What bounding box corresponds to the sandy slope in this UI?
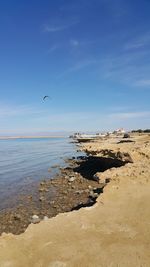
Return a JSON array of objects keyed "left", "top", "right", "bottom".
[{"left": 0, "top": 134, "right": 150, "bottom": 267}]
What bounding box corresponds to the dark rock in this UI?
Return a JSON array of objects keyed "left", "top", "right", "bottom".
[
  {"left": 105, "top": 177, "right": 111, "bottom": 183},
  {"left": 123, "top": 133, "right": 130, "bottom": 138},
  {"left": 118, "top": 140, "right": 134, "bottom": 144},
  {"left": 92, "top": 174, "right": 99, "bottom": 182},
  {"left": 71, "top": 185, "right": 75, "bottom": 189},
  {"left": 14, "top": 214, "right": 21, "bottom": 221}
]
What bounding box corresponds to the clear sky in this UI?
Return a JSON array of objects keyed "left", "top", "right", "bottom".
[{"left": 0, "top": 0, "right": 150, "bottom": 135}]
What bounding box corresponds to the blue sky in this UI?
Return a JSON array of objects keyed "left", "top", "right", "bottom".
[{"left": 0, "top": 0, "right": 150, "bottom": 135}]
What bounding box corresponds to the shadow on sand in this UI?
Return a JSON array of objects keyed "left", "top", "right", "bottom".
[{"left": 73, "top": 156, "right": 126, "bottom": 180}]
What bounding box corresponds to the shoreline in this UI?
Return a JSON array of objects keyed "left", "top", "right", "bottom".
[
  {"left": 0, "top": 133, "right": 137, "bottom": 235},
  {"left": 0, "top": 133, "right": 150, "bottom": 266},
  {"left": 0, "top": 152, "right": 105, "bottom": 235}
]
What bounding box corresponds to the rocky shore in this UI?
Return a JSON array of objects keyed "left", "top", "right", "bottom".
[
  {"left": 0, "top": 156, "right": 106, "bottom": 235},
  {"left": 0, "top": 133, "right": 150, "bottom": 267}
]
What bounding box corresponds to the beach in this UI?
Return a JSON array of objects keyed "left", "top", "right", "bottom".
[
  {"left": 1, "top": 0, "right": 150, "bottom": 265},
  {"left": 0, "top": 133, "right": 150, "bottom": 266}
]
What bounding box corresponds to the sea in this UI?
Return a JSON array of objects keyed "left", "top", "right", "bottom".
[{"left": 0, "top": 137, "right": 79, "bottom": 211}]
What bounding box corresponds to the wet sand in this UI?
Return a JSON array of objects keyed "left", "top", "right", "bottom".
[{"left": 0, "top": 133, "right": 150, "bottom": 267}]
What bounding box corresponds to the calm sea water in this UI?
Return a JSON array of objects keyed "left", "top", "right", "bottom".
[{"left": 0, "top": 137, "right": 78, "bottom": 210}]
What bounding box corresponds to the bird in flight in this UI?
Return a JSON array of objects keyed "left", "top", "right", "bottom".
[{"left": 43, "top": 95, "right": 50, "bottom": 101}]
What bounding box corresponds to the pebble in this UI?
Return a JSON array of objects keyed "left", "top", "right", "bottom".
[
  {"left": 39, "top": 188, "right": 45, "bottom": 192},
  {"left": 84, "top": 189, "right": 90, "bottom": 193},
  {"left": 45, "top": 189, "right": 49, "bottom": 192},
  {"left": 39, "top": 197, "right": 45, "bottom": 202},
  {"left": 51, "top": 164, "right": 60, "bottom": 168},
  {"left": 43, "top": 216, "right": 49, "bottom": 221},
  {"left": 88, "top": 185, "right": 93, "bottom": 190},
  {"left": 68, "top": 177, "right": 76, "bottom": 182},
  {"left": 89, "top": 191, "right": 99, "bottom": 198},
  {"left": 49, "top": 201, "right": 55, "bottom": 205},
  {"left": 40, "top": 182, "right": 45, "bottom": 186},
  {"left": 31, "top": 215, "right": 40, "bottom": 224},
  {"left": 75, "top": 190, "right": 84, "bottom": 194}
]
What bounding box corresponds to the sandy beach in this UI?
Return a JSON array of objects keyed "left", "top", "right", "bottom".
[{"left": 0, "top": 133, "right": 150, "bottom": 266}]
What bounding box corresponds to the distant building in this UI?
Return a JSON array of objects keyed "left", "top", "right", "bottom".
[{"left": 113, "top": 128, "right": 125, "bottom": 134}]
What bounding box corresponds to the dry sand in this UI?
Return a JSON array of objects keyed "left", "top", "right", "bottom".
[{"left": 0, "top": 133, "right": 150, "bottom": 267}]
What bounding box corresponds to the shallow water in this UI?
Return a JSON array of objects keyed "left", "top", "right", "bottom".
[{"left": 0, "top": 137, "right": 77, "bottom": 210}]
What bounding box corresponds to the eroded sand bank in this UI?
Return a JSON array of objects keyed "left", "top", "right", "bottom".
[{"left": 0, "top": 134, "right": 150, "bottom": 267}]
